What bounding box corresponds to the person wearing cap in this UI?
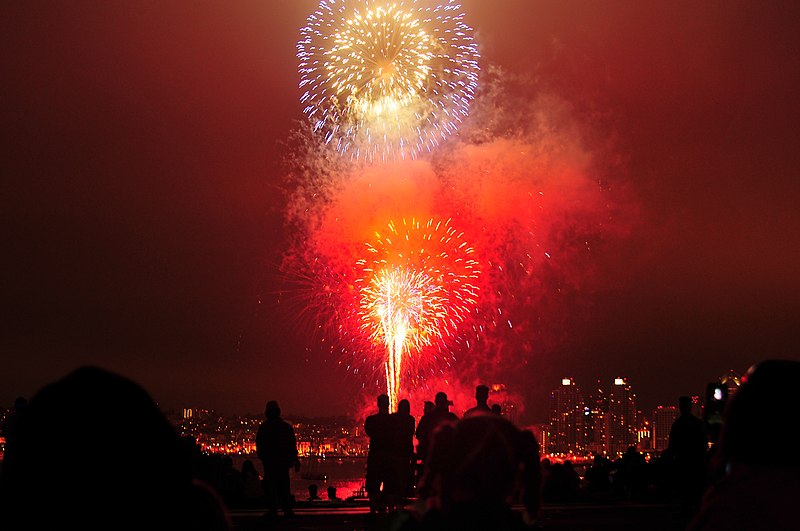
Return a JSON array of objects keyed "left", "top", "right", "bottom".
[{"left": 414, "top": 391, "right": 459, "bottom": 488}]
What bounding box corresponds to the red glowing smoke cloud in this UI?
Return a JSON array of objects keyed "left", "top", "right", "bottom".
[{"left": 279, "top": 67, "right": 638, "bottom": 415}]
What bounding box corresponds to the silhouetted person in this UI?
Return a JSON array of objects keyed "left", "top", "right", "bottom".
[
  {"left": 543, "top": 460, "right": 580, "bottom": 503},
  {"left": 616, "top": 446, "right": 647, "bottom": 501},
  {"left": 667, "top": 395, "right": 709, "bottom": 517},
  {"left": 464, "top": 384, "right": 491, "bottom": 417},
  {"left": 415, "top": 392, "right": 458, "bottom": 469},
  {"left": 391, "top": 398, "right": 417, "bottom": 500},
  {"left": 364, "top": 393, "right": 400, "bottom": 512},
  {"left": 414, "top": 392, "right": 459, "bottom": 501},
  {"left": 395, "top": 413, "right": 541, "bottom": 529},
  {"left": 256, "top": 400, "right": 300, "bottom": 519},
  {"left": 687, "top": 359, "right": 800, "bottom": 531},
  {"left": 584, "top": 454, "right": 613, "bottom": 499},
  {"left": 0, "top": 366, "right": 231, "bottom": 531},
  {"left": 491, "top": 403, "right": 502, "bottom": 415},
  {"left": 327, "top": 485, "right": 342, "bottom": 503},
  {"left": 413, "top": 400, "right": 435, "bottom": 484},
  {"left": 307, "top": 483, "right": 321, "bottom": 501}
]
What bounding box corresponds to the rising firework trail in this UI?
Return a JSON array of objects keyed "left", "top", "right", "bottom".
[
  {"left": 357, "top": 217, "right": 480, "bottom": 410},
  {"left": 298, "top": 0, "right": 479, "bottom": 163}
]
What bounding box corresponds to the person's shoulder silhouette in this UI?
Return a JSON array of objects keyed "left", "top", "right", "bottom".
[
  {"left": 668, "top": 396, "right": 708, "bottom": 459},
  {"left": 0, "top": 365, "right": 231, "bottom": 531}
]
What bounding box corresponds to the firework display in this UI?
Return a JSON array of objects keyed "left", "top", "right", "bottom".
[
  {"left": 298, "top": 0, "right": 479, "bottom": 162},
  {"left": 356, "top": 218, "right": 480, "bottom": 410},
  {"left": 286, "top": 3, "right": 622, "bottom": 414}
]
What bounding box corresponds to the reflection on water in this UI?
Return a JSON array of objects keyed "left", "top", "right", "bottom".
[{"left": 231, "top": 456, "right": 367, "bottom": 501}]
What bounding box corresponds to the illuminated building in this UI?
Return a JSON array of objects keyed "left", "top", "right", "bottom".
[
  {"left": 533, "top": 423, "right": 551, "bottom": 454},
  {"left": 549, "top": 378, "right": 586, "bottom": 455},
  {"left": 584, "top": 381, "right": 608, "bottom": 456},
  {"left": 606, "top": 377, "right": 637, "bottom": 456},
  {"left": 637, "top": 420, "right": 651, "bottom": 451},
  {"left": 652, "top": 405, "right": 679, "bottom": 453}
]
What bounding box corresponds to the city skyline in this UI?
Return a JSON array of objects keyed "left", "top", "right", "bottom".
[{"left": 2, "top": 1, "right": 799, "bottom": 425}]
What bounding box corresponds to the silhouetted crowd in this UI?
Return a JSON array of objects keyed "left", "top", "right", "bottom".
[{"left": 1, "top": 360, "right": 798, "bottom": 530}]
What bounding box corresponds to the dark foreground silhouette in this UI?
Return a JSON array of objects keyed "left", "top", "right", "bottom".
[
  {"left": 0, "top": 365, "right": 231, "bottom": 531},
  {"left": 686, "top": 359, "right": 800, "bottom": 531}
]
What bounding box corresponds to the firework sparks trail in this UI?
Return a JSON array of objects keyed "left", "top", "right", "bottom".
[
  {"left": 357, "top": 218, "right": 479, "bottom": 410},
  {"left": 298, "top": 0, "right": 479, "bottom": 163}
]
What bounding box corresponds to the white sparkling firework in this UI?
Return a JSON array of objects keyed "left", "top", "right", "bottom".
[{"left": 298, "top": 0, "right": 479, "bottom": 163}]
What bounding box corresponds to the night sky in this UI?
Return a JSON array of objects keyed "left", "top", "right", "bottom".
[{"left": 2, "top": 1, "right": 799, "bottom": 424}]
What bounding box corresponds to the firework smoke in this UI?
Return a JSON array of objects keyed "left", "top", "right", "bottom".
[{"left": 280, "top": 55, "right": 636, "bottom": 415}]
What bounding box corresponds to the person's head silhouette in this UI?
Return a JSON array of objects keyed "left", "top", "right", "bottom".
[
  {"left": 476, "top": 384, "right": 489, "bottom": 404},
  {"left": 377, "top": 393, "right": 390, "bottom": 412},
  {"left": 397, "top": 398, "right": 410, "bottom": 415},
  {"left": 0, "top": 366, "right": 230, "bottom": 530},
  {"left": 265, "top": 400, "right": 281, "bottom": 419},
  {"left": 678, "top": 395, "right": 694, "bottom": 414},
  {"left": 435, "top": 391, "right": 453, "bottom": 410}
]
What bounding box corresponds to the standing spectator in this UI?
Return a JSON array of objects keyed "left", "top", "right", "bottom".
[
  {"left": 464, "top": 384, "right": 491, "bottom": 417},
  {"left": 667, "top": 395, "right": 709, "bottom": 517},
  {"left": 364, "top": 393, "right": 399, "bottom": 513},
  {"left": 413, "top": 400, "right": 435, "bottom": 489},
  {"left": 415, "top": 392, "right": 458, "bottom": 468},
  {"left": 414, "top": 392, "right": 459, "bottom": 500},
  {"left": 256, "top": 400, "right": 300, "bottom": 519},
  {"left": 391, "top": 398, "right": 417, "bottom": 501}
]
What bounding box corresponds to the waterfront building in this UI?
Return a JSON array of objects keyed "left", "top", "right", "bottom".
[
  {"left": 606, "top": 377, "right": 637, "bottom": 456},
  {"left": 549, "top": 378, "right": 586, "bottom": 455},
  {"left": 584, "top": 381, "right": 608, "bottom": 456}
]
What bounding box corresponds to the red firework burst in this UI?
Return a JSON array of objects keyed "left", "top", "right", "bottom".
[{"left": 356, "top": 217, "right": 480, "bottom": 409}]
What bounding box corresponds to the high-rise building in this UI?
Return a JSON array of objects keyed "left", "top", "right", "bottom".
[
  {"left": 549, "top": 378, "right": 586, "bottom": 454},
  {"left": 652, "top": 405, "right": 679, "bottom": 453},
  {"left": 606, "top": 377, "right": 637, "bottom": 456},
  {"left": 584, "top": 380, "right": 608, "bottom": 456}
]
